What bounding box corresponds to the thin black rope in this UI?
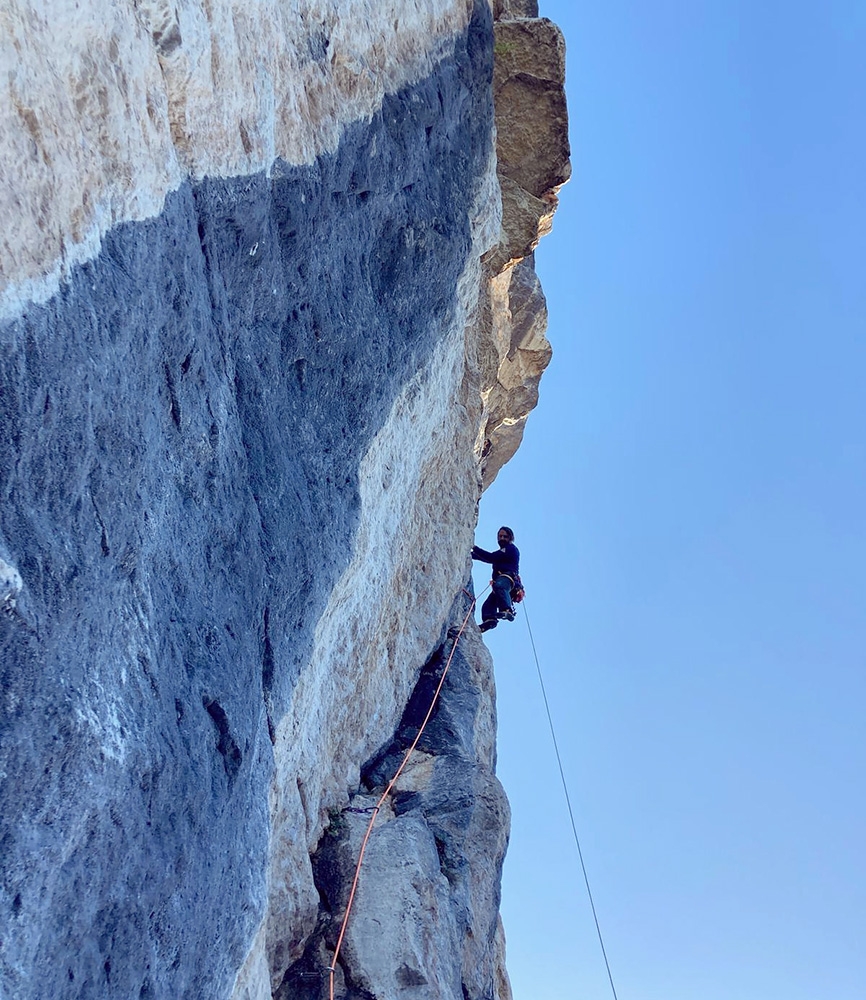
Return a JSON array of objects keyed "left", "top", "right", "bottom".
[{"left": 522, "top": 599, "right": 620, "bottom": 1000}]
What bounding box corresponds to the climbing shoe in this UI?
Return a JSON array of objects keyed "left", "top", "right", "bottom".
[
  {"left": 479, "top": 619, "right": 497, "bottom": 632},
  {"left": 499, "top": 609, "right": 516, "bottom": 622}
]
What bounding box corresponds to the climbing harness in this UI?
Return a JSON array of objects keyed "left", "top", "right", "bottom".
[
  {"left": 326, "top": 585, "right": 489, "bottom": 1000},
  {"left": 522, "top": 599, "right": 620, "bottom": 1000},
  {"left": 489, "top": 571, "right": 524, "bottom": 604}
]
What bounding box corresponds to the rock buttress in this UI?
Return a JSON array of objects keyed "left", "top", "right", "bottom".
[
  {"left": 276, "top": 593, "right": 511, "bottom": 1000},
  {"left": 477, "top": 9, "right": 571, "bottom": 488}
]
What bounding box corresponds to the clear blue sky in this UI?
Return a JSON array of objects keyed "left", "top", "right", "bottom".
[{"left": 473, "top": 3, "right": 865, "bottom": 998}]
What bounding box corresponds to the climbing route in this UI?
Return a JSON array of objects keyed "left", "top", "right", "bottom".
[{"left": 327, "top": 586, "right": 488, "bottom": 1000}]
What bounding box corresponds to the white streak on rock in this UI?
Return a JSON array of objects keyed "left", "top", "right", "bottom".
[
  {"left": 0, "top": 558, "right": 22, "bottom": 605},
  {"left": 232, "top": 141, "right": 500, "bottom": 999}
]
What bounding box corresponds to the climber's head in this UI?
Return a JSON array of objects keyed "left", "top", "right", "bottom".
[{"left": 497, "top": 526, "right": 514, "bottom": 547}]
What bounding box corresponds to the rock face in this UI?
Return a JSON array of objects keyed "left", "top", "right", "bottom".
[
  {"left": 0, "top": 0, "right": 479, "bottom": 320},
  {"left": 0, "top": 2, "right": 568, "bottom": 998},
  {"left": 277, "top": 595, "right": 510, "bottom": 1000}
]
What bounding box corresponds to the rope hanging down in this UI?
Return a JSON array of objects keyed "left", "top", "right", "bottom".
[
  {"left": 327, "top": 586, "right": 488, "bottom": 1000},
  {"left": 522, "top": 599, "right": 620, "bottom": 1000}
]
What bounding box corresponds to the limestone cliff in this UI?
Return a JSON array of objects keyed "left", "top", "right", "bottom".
[{"left": 0, "top": 2, "right": 568, "bottom": 998}]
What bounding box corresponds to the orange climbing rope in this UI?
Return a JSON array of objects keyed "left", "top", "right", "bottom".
[{"left": 326, "top": 586, "right": 486, "bottom": 1000}]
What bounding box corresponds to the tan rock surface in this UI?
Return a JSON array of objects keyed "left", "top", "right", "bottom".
[
  {"left": 493, "top": 0, "right": 539, "bottom": 18},
  {"left": 476, "top": 13, "right": 569, "bottom": 487},
  {"left": 488, "top": 16, "right": 570, "bottom": 274},
  {"left": 479, "top": 255, "right": 553, "bottom": 486},
  {"left": 495, "top": 20, "right": 570, "bottom": 195}
]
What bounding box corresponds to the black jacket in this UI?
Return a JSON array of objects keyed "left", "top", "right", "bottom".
[{"left": 471, "top": 542, "right": 520, "bottom": 579}]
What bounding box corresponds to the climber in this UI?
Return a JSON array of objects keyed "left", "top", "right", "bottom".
[{"left": 471, "top": 526, "right": 520, "bottom": 632}]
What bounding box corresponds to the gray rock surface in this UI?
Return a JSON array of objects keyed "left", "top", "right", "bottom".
[
  {"left": 277, "top": 593, "right": 510, "bottom": 1000},
  {"left": 0, "top": 1, "right": 568, "bottom": 997},
  {"left": 0, "top": 7, "right": 498, "bottom": 997}
]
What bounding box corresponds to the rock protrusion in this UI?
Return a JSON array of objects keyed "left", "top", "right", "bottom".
[
  {"left": 476, "top": 10, "right": 570, "bottom": 487},
  {"left": 489, "top": 16, "right": 570, "bottom": 274},
  {"left": 492, "top": 0, "right": 539, "bottom": 18},
  {"left": 478, "top": 255, "right": 553, "bottom": 485}
]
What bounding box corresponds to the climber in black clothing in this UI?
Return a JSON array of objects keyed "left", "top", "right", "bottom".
[{"left": 471, "top": 526, "right": 520, "bottom": 632}]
